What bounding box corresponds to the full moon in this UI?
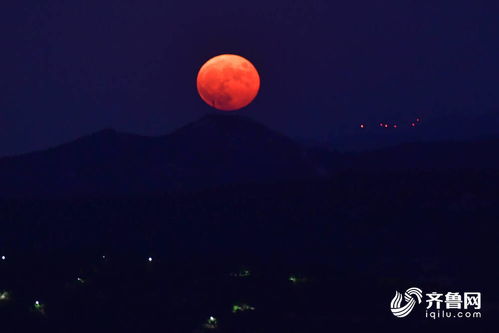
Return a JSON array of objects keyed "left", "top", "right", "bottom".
[{"left": 197, "top": 54, "right": 260, "bottom": 111}]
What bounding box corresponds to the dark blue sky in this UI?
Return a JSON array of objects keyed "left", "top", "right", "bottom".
[{"left": 1, "top": 1, "right": 498, "bottom": 155}]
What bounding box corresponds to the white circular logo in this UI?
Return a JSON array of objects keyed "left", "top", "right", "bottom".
[{"left": 390, "top": 287, "right": 423, "bottom": 318}]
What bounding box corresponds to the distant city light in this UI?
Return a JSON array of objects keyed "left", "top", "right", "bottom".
[
  {"left": 77, "top": 277, "right": 85, "bottom": 283},
  {"left": 363, "top": 118, "right": 424, "bottom": 129},
  {"left": 1, "top": 256, "right": 5, "bottom": 260},
  {"left": 230, "top": 269, "right": 251, "bottom": 278},
  {"left": 204, "top": 316, "right": 218, "bottom": 329},
  {"left": 289, "top": 274, "right": 308, "bottom": 284},
  {"left": 232, "top": 303, "right": 255, "bottom": 314},
  {"left": 148, "top": 257, "right": 153, "bottom": 262},
  {"left": 0, "top": 291, "right": 10, "bottom": 301},
  {"left": 34, "top": 300, "right": 45, "bottom": 314}
]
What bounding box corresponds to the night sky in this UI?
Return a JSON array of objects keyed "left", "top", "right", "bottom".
[{"left": 1, "top": 1, "right": 498, "bottom": 156}]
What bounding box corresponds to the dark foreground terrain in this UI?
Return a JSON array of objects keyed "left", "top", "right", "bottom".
[
  {"left": 1, "top": 170, "right": 498, "bottom": 332},
  {"left": 0, "top": 115, "right": 498, "bottom": 331},
  {"left": 0, "top": 255, "right": 494, "bottom": 333}
]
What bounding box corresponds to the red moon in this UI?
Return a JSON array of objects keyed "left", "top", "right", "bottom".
[{"left": 197, "top": 54, "right": 260, "bottom": 111}]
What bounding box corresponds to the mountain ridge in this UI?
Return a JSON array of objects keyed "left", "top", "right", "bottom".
[
  {"left": 0, "top": 114, "right": 321, "bottom": 197},
  {"left": 1, "top": 114, "right": 499, "bottom": 198}
]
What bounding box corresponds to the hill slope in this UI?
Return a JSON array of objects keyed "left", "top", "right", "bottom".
[{"left": 0, "top": 114, "right": 321, "bottom": 197}]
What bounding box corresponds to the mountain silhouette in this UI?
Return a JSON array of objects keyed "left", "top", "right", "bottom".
[
  {"left": 329, "top": 139, "right": 499, "bottom": 172},
  {"left": 0, "top": 114, "right": 321, "bottom": 197},
  {"left": 1, "top": 113, "right": 499, "bottom": 198}
]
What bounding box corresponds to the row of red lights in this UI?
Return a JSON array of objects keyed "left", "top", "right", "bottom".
[{"left": 360, "top": 118, "right": 421, "bottom": 129}]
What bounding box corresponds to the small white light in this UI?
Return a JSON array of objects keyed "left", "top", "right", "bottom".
[
  {"left": 148, "top": 257, "right": 153, "bottom": 262},
  {"left": 35, "top": 301, "right": 40, "bottom": 306},
  {"left": 1, "top": 256, "right": 5, "bottom": 260},
  {"left": 102, "top": 255, "right": 106, "bottom": 259},
  {"left": 0, "top": 291, "right": 9, "bottom": 300}
]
